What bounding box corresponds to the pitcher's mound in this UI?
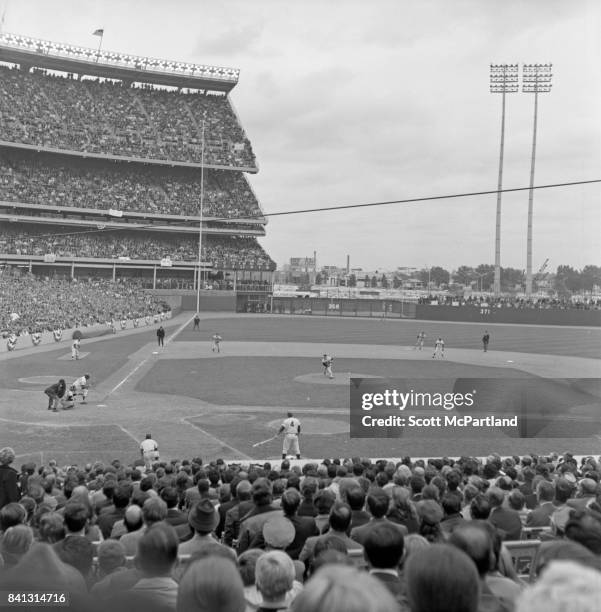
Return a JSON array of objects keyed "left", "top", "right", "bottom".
[{"left": 294, "top": 372, "right": 383, "bottom": 386}]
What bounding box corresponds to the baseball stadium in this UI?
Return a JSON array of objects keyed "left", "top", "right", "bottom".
[
  {"left": 0, "top": 26, "right": 601, "bottom": 610},
  {"left": 0, "top": 32, "right": 600, "bottom": 464}
]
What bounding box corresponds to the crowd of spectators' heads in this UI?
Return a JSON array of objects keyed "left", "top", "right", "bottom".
[
  {"left": 1, "top": 449, "right": 601, "bottom": 611},
  {"left": 0, "top": 270, "right": 169, "bottom": 335},
  {"left": 0, "top": 67, "right": 256, "bottom": 168}
]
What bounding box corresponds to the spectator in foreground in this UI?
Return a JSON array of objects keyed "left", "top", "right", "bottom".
[
  {"left": 363, "top": 521, "right": 406, "bottom": 602},
  {"left": 0, "top": 447, "right": 19, "bottom": 510},
  {"left": 405, "top": 544, "right": 480, "bottom": 612},
  {"left": 290, "top": 565, "right": 400, "bottom": 612},
  {"left": 533, "top": 540, "right": 601, "bottom": 580},
  {"left": 0, "top": 524, "right": 33, "bottom": 568},
  {"left": 177, "top": 555, "right": 246, "bottom": 612},
  {"left": 449, "top": 522, "right": 512, "bottom": 612},
  {"left": 515, "top": 560, "right": 601, "bottom": 612},
  {"left": 90, "top": 539, "right": 128, "bottom": 594},
  {"left": 255, "top": 550, "right": 297, "bottom": 612},
  {"left": 351, "top": 487, "right": 407, "bottom": 545},
  {"left": 126, "top": 523, "right": 179, "bottom": 611},
  {"left": 178, "top": 499, "right": 223, "bottom": 556}
]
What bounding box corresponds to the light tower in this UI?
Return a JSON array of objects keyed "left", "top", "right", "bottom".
[
  {"left": 522, "top": 63, "right": 552, "bottom": 296},
  {"left": 490, "top": 64, "right": 518, "bottom": 296}
]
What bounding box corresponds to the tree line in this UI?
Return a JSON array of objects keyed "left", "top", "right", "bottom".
[{"left": 312, "top": 264, "right": 601, "bottom": 294}]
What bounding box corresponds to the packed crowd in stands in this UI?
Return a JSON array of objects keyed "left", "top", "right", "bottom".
[
  {"left": 419, "top": 294, "right": 601, "bottom": 310},
  {"left": 0, "top": 271, "right": 169, "bottom": 335},
  {"left": 0, "top": 67, "right": 256, "bottom": 167},
  {"left": 1, "top": 448, "right": 601, "bottom": 611},
  {"left": 0, "top": 150, "right": 263, "bottom": 220},
  {"left": 0, "top": 225, "right": 276, "bottom": 271}
]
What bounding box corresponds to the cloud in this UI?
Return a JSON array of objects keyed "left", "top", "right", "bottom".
[{"left": 192, "top": 22, "right": 264, "bottom": 58}]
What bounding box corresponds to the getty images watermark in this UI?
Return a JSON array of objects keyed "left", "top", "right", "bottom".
[{"left": 348, "top": 377, "right": 599, "bottom": 439}]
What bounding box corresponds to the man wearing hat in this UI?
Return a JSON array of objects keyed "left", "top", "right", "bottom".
[
  {"left": 44, "top": 379, "right": 66, "bottom": 412},
  {"left": 179, "top": 499, "right": 234, "bottom": 558}
]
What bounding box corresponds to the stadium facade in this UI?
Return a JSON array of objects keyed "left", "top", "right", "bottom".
[{"left": 0, "top": 32, "right": 275, "bottom": 313}]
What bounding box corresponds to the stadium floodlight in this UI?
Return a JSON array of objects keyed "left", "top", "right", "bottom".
[
  {"left": 490, "top": 64, "right": 518, "bottom": 296},
  {"left": 522, "top": 64, "right": 552, "bottom": 296}
]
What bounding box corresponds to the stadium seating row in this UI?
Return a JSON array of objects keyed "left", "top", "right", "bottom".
[
  {"left": 0, "top": 273, "right": 170, "bottom": 335},
  {"left": 0, "top": 450, "right": 600, "bottom": 611},
  {"left": 0, "top": 67, "right": 255, "bottom": 167},
  {"left": 0, "top": 149, "right": 262, "bottom": 219},
  {"left": 0, "top": 225, "right": 275, "bottom": 271}
]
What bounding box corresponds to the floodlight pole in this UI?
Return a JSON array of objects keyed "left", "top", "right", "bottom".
[
  {"left": 490, "top": 64, "right": 518, "bottom": 296},
  {"left": 523, "top": 64, "right": 552, "bottom": 297},
  {"left": 196, "top": 118, "right": 206, "bottom": 313}
]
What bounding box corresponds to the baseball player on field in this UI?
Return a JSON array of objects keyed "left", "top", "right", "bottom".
[
  {"left": 279, "top": 411, "right": 301, "bottom": 460},
  {"left": 71, "top": 373, "right": 91, "bottom": 404},
  {"left": 71, "top": 338, "right": 81, "bottom": 360}
]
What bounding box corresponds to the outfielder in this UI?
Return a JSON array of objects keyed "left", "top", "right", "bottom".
[
  {"left": 71, "top": 374, "right": 91, "bottom": 404},
  {"left": 432, "top": 337, "right": 445, "bottom": 359},
  {"left": 414, "top": 331, "right": 426, "bottom": 350},
  {"left": 279, "top": 411, "right": 301, "bottom": 459},
  {"left": 322, "top": 354, "right": 334, "bottom": 379}
]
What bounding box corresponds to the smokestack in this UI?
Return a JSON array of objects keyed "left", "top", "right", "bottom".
[{"left": 346, "top": 255, "right": 350, "bottom": 275}]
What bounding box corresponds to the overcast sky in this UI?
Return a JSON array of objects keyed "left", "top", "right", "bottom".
[{"left": 4, "top": 0, "right": 600, "bottom": 272}]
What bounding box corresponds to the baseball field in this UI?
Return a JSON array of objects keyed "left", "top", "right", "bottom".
[{"left": 0, "top": 312, "right": 600, "bottom": 467}]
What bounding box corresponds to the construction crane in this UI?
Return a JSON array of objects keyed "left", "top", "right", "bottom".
[
  {"left": 535, "top": 258, "right": 549, "bottom": 279},
  {"left": 537, "top": 258, "right": 549, "bottom": 276}
]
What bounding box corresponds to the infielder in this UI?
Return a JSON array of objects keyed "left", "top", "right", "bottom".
[
  {"left": 71, "top": 338, "right": 81, "bottom": 360},
  {"left": 140, "top": 433, "right": 159, "bottom": 469},
  {"left": 279, "top": 411, "right": 301, "bottom": 459},
  {"left": 432, "top": 337, "right": 445, "bottom": 359},
  {"left": 322, "top": 354, "right": 334, "bottom": 379},
  {"left": 414, "top": 331, "right": 426, "bottom": 350},
  {"left": 212, "top": 333, "right": 222, "bottom": 353},
  {"left": 71, "top": 373, "right": 91, "bottom": 404}
]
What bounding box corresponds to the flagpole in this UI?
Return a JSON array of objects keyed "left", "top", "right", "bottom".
[
  {"left": 196, "top": 118, "right": 205, "bottom": 313},
  {"left": 95, "top": 30, "right": 104, "bottom": 62}
]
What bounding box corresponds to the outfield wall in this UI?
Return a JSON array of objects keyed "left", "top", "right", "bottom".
[
  {"left": 415, "top": 304, "right": 601, "bottom": 327},
  {"left": 271, "top": 298, "right": 417, "bottom": 318},
  {"left": 269, "top": 298, "right": 600, "bottom": 326},
  {"left": 179, "top": 291, "right": 237, "bottom": 312}
]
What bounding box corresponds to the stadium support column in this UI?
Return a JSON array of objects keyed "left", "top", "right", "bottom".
[
  {"left": 196, "top": 118, "right": 206, "bottom": 312},
  {"left": 523, "top": 64, "right": 552, "bottom": 297},
  {"left": 490, "top": 64, "right": 518, "bottom": 296}
]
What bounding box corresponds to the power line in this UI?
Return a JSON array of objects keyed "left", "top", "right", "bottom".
[
  {"left": 5, "top": 178, "right": 600, "bottom": 240},
  {"left": 263, "top": 179, "right": 600, "bottom": 218}
]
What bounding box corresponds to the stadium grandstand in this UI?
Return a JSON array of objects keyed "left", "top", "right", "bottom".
[{"left": 0, "top": 32, "right": 276, "bottom": 327}]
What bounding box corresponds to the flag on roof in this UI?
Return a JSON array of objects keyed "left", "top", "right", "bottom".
[{"left": 92, "top": 29, "right": 104, "bottom": 36}]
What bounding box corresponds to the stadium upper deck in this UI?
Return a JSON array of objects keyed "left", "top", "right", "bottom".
[{"left": 0, "top": 33, "right": 275, "bottom": 283}]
